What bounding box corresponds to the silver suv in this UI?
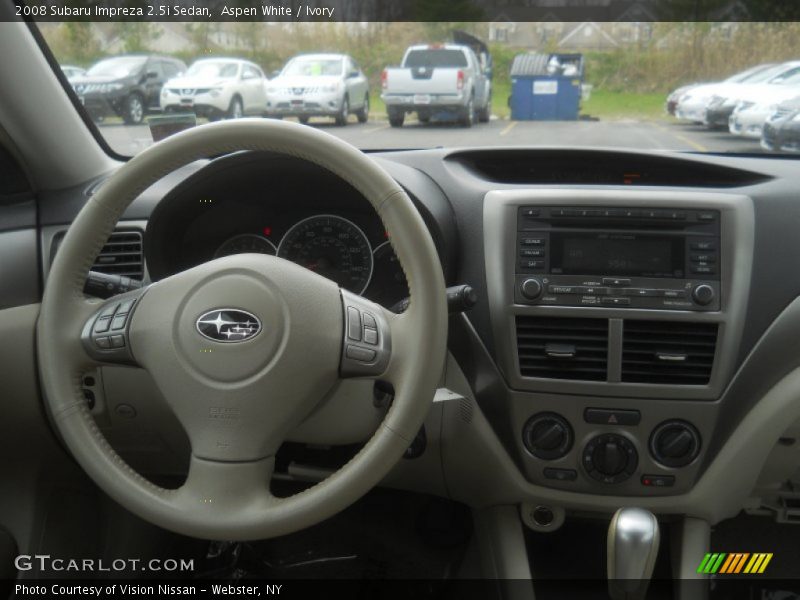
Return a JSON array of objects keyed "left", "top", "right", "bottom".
[{"left": 265, "top": 53, "right": 370, "bottom": 125}]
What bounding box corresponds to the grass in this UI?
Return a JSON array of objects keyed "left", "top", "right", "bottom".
[
  {"left": 580, "top": 90, "right": 667, "bottom": 121},
  {"left": 370, "top": 87, "right": 666, "bottom": 123}
]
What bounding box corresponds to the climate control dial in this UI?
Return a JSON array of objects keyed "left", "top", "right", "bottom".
[
  {"left": 583, "top": 434, "right": 638, "bottom": 484},
  {"left": 650, "top": 420, "right": 701, "bottom": 468},
  {"left": 522, "top": 412, "right": 573, "bottom": 460}
]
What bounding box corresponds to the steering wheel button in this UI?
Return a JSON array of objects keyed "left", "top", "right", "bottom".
[
  {"left": 363, "top": 312, "right": 377, "bottom": 329},
  {"left": 116, "top": 299, "right": 134, "bottom": 315},
  {"left": 347, "top": 307, "right": 362, "bottom": 341},
  {"left": 111, "top": 315, "right": 127, "bottom": 331},
  {"left": 99, "top": 303, "right": 119, "bottom": 318},
  {"left": 346, "top": 344, "right": 376, "bottom": 363},
  {"left": 109, "top": 335, "right": 126, "bottom": 349},
  {"left": 95, "top": 336, "right": 111, "bottom": 349},
  {"left": 94, "top": 317, "right": 112, "bottom": 333},
  {"left": 363, "top": 328, "right": 378, "bottom": 345}
]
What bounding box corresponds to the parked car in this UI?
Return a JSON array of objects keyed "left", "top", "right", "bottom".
[
  {"left": 729, "top": 89, "right": 800, "bottom": 140},
  {"left": 666, "top": 84, "right": 696, "bottom": 116},
  {"left": 59, "top": 65, "right": 85, "bottom": 81},
  {"left": 71, "top": 54, "right": 186, "bottom": 124},
  {"left": 264, "top": 53, "right": 369, "bottom": 126},
  {"left": 381, "top": 43, "right": 492, "bottom": 127},
  {"left": 674, "top": 63, "right": 780, "bottom": 123},
  {"left": 667, "top": 63, "right": 781, "bottom": 117},
  {"left": 161, "top": 58, "right": 268, "bottom": 121},
  {"left": 762, "top": 96, "right": 800, "bottom": 152},
  {"left": 705, "top": 62, "right": 800, "bottom": 131}
]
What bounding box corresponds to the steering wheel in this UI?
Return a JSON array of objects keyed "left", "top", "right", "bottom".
[{"left": 36, "top": 120, "right": 447, "bottom": 540}]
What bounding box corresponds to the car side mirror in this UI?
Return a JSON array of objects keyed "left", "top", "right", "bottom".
[
  {"left": 348, "top": 71, "right": 360, "bottom": 79},
  {"left": 146, "top": 71, "right": 159, "bottom": 79}
]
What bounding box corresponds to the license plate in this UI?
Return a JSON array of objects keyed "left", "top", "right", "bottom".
[
  {"left": 291, "top": 100, "right": 303, "bottom": 106},
  {"left": 413, "top": 94, "right": 431, "bottom": 105},
  {"left": 180, "top": 98, "right": 194, "bottom": 105}
]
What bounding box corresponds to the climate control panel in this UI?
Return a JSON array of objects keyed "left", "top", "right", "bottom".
[{"left": 516, "top": 407, "right": 706, "bottom": 496}]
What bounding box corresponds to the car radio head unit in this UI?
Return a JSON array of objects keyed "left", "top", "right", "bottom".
[{"left": 514, "top": 206, "right": 721, "bottom": 311}]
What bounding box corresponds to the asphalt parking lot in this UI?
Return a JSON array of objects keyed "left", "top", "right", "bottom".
[{"left": 98, "top": 117, "right": 768, "bottom": 156}]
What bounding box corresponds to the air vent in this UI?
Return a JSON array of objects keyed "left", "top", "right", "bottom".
[
  {"left": 622, "top": 320, "right": 717, "bottom": 385},
  {"left": 516, "top": 317, "right": 608, "bottom": 381},
  {"left": 92, "top": 230, "right": 144, "bottom": 279}
]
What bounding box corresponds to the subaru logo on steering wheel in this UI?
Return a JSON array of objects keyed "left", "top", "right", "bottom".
[{"left": 196, "top": 309, "right": 261, "bottom": 343}]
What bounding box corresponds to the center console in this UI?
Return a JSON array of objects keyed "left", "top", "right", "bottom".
[{"left": 483, "top": 189, "right": 754, "bottom": 497}]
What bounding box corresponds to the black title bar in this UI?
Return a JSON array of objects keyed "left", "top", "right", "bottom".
[{"left": 5, "top": 0, "right": 800, "bottom": 22}]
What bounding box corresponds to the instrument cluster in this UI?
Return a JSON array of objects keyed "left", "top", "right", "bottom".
[{"left": 212, "top": 213, "right": 408, "bottom": 304}]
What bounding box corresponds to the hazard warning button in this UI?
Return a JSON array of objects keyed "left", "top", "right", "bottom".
[{"left": 584, "top": 408, "right": 641, "bottom": 426}]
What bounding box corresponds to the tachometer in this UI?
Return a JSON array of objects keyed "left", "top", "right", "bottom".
[
  {"left": 214, "top": 234, "right": 277, "bottom": 258},
  {"left": 365, "top": 241, "right": 409, "bottom": 309},
  {"left": 277, "top": 215, "right": 373, "bottom": 294}
]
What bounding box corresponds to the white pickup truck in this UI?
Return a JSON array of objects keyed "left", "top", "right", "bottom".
[{"left": 381, "top": 44, "right": 492, "bottom": 127}]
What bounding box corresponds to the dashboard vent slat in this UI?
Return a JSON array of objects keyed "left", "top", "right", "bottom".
[
  {"left": 92, "top": 230, "right": 144, "bottom": 280},
  {"left": 516, "top": 316, "right": 608, "bottom": 381},
  {"left": 621, "top": 320, "right": 718, "bottom": 385}
]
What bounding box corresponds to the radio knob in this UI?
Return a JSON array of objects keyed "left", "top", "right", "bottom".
[
  {"left": 692, "top": 284, "right": 715, "bottom": 306},
  {"left": 521, "top": 278, "right": 543, "bottom": 300}
]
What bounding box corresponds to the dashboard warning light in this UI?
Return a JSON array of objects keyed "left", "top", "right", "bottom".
[{"left": 263, "top": 226, "right": 273, "bottom": 237}]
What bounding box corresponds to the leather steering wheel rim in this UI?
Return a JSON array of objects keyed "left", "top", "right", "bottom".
[{"left": 36, "top": 119, "right": 447, "bottom": 540}]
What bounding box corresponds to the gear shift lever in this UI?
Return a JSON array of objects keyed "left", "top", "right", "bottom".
[{"left": 607, "top": 508, "right": 660, "bottom": 600}]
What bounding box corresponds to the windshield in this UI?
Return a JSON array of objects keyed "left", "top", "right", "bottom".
[
  {"left": 770, "top": 68, "right": 800, "bottom": 85},
  {"left": 86, "top": 57, "right": 146, "bottom": 79},
  {"left": 282, "top": 58, "right": 343, "bottom": 77},
  {"left": 37, "top": 21, "right": 800, "bottom": 158},
  {"left": 186, "top": 61, "right": 239, "bottom": 79},
  {"left": 725, "top": 65, "right": 774, "bottom": 83},
  {"left": 404, "top": 49, "right": 468, "bottom": 68}
]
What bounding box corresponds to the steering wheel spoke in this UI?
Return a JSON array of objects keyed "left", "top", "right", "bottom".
[
  {"left": 80, "top": 287, "right": 149, "bottom": 367},
  {"left": 177, "top": 455, "right": 277, "bottom": 517}
]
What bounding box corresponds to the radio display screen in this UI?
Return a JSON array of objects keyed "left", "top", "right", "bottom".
[{"left": 550, "top": 233, "right": 684, "bottom": 278}]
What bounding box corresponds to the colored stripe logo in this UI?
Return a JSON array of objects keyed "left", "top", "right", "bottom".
[{"left": 697, "top": 552, "right": 773, "bottom": 574}]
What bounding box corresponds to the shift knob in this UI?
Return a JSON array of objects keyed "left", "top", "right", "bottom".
[{"left": 607, "top": 508, "right": 660, "bottom": 600}]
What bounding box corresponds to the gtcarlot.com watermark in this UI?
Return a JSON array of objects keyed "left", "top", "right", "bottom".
[{"left": 14, "top": 554, "right": 195, "bottom": 573}]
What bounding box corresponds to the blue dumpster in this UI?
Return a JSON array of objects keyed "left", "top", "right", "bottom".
[{"left": 510, "top": 53, "right": 585, "bottom": 121}]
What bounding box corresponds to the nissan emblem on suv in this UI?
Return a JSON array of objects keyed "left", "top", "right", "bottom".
[{"left": 196, "top": 309, "right": 261, "bottom": 343}]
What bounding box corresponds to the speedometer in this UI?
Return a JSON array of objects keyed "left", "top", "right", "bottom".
[{"left": 277, "top": 215, "right": 373, "bottom": 294}]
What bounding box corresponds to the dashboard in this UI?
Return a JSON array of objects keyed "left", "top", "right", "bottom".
[{"left": 11, "top": 144, "right": 800, "bottom": 521}]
